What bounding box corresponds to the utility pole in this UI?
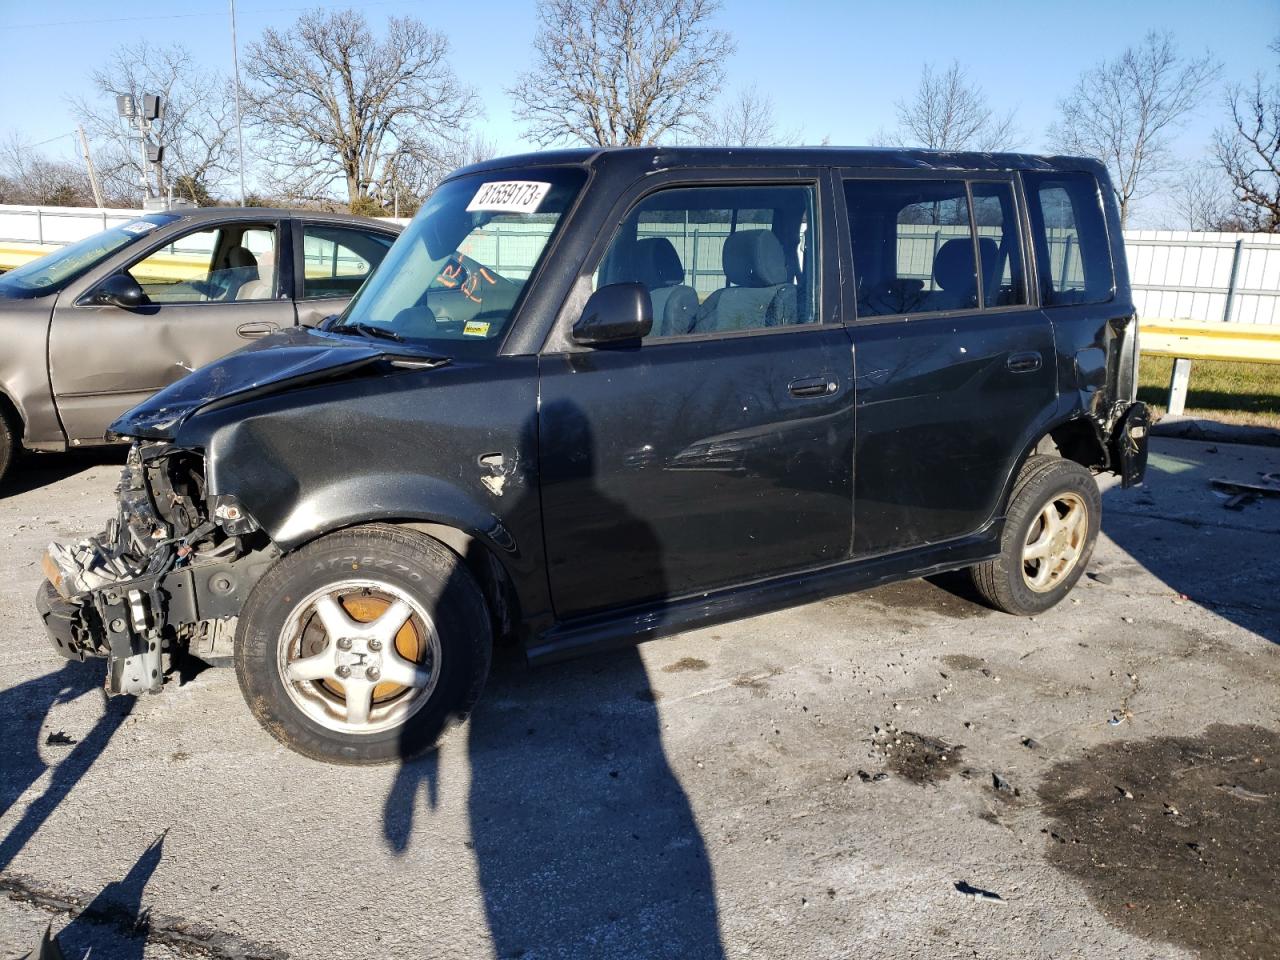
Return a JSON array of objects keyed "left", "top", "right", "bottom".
[
  {"left": 229, "top": 0, "right": 248, "bottom": 205},
  {"left": 77, "top": 125, "right": 105, "bottom": 208}
]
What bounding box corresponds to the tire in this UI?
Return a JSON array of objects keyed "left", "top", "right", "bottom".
[
  {"left": 0, "top": 404, "right": 18, "bottom": 489},
  {"left": 235, "top": 524, "right": 492, "bottom": 765},
  {"left": 969, "top": 455, "right": 1101, "bottom": 616}
]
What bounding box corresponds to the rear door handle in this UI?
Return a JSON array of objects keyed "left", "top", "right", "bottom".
[
  {"left": 236, "top": 320, "right": 280, "bottom": 339},
  {"left": 788, "top": 375, "right": 838, "bottom": 398},
  {"left": 1007, "top": 351, "right": 1042, "bottom": 374}
]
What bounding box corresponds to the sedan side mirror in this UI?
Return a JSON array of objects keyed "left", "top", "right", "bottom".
[
  {"left": 571, "top": 282, "right": 653, "bottom": 346},
  {"left": 92, "top": 273, "right": 146, "bottom": 309}
]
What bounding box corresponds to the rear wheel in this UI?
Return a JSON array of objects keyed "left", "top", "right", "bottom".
[
  {"left": 969, "top": 455, "right": 1100, "bottom": 616},
  {"left": 0, "top": 404, "right": 18, "bottom": 489},
  {"left": 235, "top": 524, "right": 491, "bottom": 764}
]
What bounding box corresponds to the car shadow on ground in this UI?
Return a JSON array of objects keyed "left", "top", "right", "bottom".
[
  {"left": 1099, "top": 454, "right": 1280, "bottom": 647},
  {"left": 0, "top": 448, "right": 125, "bottom": 499},
  {"left": 383, "top": 402, "right": 725, "bottom": 959}
]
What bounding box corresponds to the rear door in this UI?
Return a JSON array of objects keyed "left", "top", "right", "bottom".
[
  {"left": 49, "top": 218, "right": 293, "bottom": 441},
  {"left": 837, "top": 170, "right": 1058, "bottom": 555},
  {"left": 537, "top": 173, "right": 855, "bottom": 620},
  {"left": 293, "top": 221, "right": 397, "bottom": 326}
]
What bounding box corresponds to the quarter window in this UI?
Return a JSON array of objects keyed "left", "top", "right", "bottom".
[
  {"left": 1023, "top": 172, "right": 1114, "bottom": 306},
  {"left": 596, "top": 184, "right": 819, "bottom": 338}
]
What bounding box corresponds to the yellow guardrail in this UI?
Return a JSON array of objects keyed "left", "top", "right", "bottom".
[
  {"left": 1, "top": 241, "right": 366, "bottom": 280},
  {"left": 1139, "top": 318, "right": 1280, "bottom": 415},
  {"left": 0, "top": 242, "right": 57, "bottom": 271}
]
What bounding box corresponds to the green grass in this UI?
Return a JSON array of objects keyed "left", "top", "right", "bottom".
[{"left": 1138, "top": 356, "right": 1280, "bottom": 428}]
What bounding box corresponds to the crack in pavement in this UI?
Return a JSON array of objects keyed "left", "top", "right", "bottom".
[{"left": 0, "top": 871, "right": 289, "bottom": 959}]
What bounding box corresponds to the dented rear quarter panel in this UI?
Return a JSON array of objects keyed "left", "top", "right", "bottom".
[
  {"left": 177, "top": 355, "right": 551, "bottom": 628},
  {"left": 0, "top": 294, "right": 63, "bottom": 447}
]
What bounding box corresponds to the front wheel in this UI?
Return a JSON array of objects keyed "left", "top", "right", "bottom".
[
  {"left": 969, "top": 455, "right": 1101, "bottom": 616},
  {"left": 235, "top": 524, "right": 491, "bottom": 764}
]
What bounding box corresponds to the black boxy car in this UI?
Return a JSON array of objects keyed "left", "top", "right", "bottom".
[{"left": 37, "top": 148, "right": 1149, "bottom": 764}]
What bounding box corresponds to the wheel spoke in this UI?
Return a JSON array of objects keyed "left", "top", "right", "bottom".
[
  {"left": 286, "top": 647, "right": 334, "bottom": 682},
  {"left": 1028, "top": 559, "right": 1054, "bottom": 589},
  {"left": 1024, "top": 529, "right": 1053, "bottom": 560},
  {"left": 314, "top": 594, "right": 357, "bottom": 639},
  {"left": 380, "top": 645, "right": 432, "bottom": 688},
  {"left": 344, "top": 679, "right": 374, "bottom": 726}
]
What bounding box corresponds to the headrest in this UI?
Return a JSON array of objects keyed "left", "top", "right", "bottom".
[
  {"left": 633, "top": 237, "right": 685, "bottom": 288},
  {"left": 723, "top": 230, "right": 787, "bottom": 287},
  {"left": 975, "top": 236, "right": 1000, "bottom": 292},
  {"left": 932, "top": 238, "right": 976, "bottom": 292},
  {"left": 228, "top": 246, "right": 258, "bottom": 270}
]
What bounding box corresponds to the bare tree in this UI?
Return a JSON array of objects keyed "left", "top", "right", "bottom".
[
  {"left": 1051, "top": 32, "right": 1219, "bottom": 228},
  {"left": 696, "top": 85, "right": 800, "bottom": 146},
  {"left": 885, "top": 61, "right": 1019, "bottom": 152},
  {"left": 1212, "top": 38, "right": 1280, "bottom": 232},
  {"left": 511, "top": 0, "right": 734, "bottom": 147},
  {"left": 1169, "top": 160, "right": 1236, "bottom": 230},
  {"left": 0, "top": 133, "right": 93, "bottom": 206},
  {"left": 385, "top": 134, "right": 498, "bottom": 216},
  {"left": 71, "top": 43, "right": 239, "bottom": 206},
  {"left": 245, "top": 9, "right": 477, "bottom": 209}
]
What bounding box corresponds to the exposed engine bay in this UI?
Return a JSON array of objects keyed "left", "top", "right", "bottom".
[{"left": 37, "top": 442, "right": 277, "bottom": 696}]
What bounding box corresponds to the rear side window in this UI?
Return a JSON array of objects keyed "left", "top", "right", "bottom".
[
  {"left": 1023, "top": 172, "right": 1114, "bottom": 306},
  {"left": 301, "top": 224, "right": 394, "bottom": 300},
  {"left": 843, "top": 179, "right": 1027, "bottom": 318}
]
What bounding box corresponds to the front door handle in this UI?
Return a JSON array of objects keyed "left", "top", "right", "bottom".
[
  {"left": 1007, "top": 351, "right": 1042, "bottom": 374},
  {"left": 788, "top": 375, "right": 838, "bottom": 398},
  {"left": 237, "top": 320, "right": 280, "bottom": 339}
]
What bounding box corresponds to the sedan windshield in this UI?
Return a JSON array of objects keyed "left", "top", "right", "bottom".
[
  {"left": 334, "top": 167, "right": 586, "bottom": 350},
  {"left": 0, "top": 215, "right": 179, "bottom": 298}
]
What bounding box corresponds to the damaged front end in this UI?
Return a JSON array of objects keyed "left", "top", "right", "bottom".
[{"left": 37, "top": 441, "right": 277, "bottom": 696}]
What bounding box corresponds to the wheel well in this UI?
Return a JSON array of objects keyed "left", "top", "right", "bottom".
[
  {"left": 1034, "top": 418, "right": 1108, "bottom": 471},
  {"left": 0, "top": 391, "right": 22, "bottom": 436},
  {"left": 391, "top": 521, "right": 522, "bottom": 645}
]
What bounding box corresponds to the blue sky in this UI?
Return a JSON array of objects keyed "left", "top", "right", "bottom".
[{"left": 1, "top": 0, "right": 1276, "bottom": 213}]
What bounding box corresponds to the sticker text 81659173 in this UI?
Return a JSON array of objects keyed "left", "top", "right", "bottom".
[{"left": 465, "top": 181, "right": 551, "bottom": 214}]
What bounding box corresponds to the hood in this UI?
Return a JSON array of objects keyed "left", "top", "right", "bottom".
[{"left": 111, "top": 326, "right": 449, "bottom": 441}]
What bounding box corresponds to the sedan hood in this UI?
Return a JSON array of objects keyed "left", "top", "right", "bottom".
[{"left": 111, "top": 326, "right": 449, "bottom": 441}]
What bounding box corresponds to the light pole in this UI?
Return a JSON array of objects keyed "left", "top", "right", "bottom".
[{"left": 229, "top": 0, "right": 248, "bottom": 206}]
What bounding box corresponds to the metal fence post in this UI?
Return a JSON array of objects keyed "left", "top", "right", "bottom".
[
  {"left": 35, "top": 210, "right": 43, "bottom": 246},
  {"left": 1167, "top": 357, "right": 1192, "bottom": 416},
  {"left": 1222, "top": 237, "right": 1244, "bottom": 323}
]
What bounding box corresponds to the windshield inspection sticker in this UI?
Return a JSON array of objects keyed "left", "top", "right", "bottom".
[
  {"left": 465, "top": 181, "right": 551, "bottom": 214},
  {"left": 120, "top": 221, "right": 158, "bottom": 235},
  {"left": 463, "top": 321, "right": 491, "bottom": 337}
]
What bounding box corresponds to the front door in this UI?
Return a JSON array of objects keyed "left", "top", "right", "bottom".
[
  {"left": 838, "top": 173, "right": 1059, "bottom": 555},
  {"left": 538, "top": 178, "right": 855, "bottom": 621},
  {"left": 49, "top": 220, "right": 294, "bottom": 441}
]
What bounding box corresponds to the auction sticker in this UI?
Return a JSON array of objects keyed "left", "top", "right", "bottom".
[
  {"left": 465, "top": 181, "right": 551, "bottom": 214},
  {"left": 121, "top": 221, "right": 158, "bottom": 234},
  {"left": 463, "top": 320, "right": 491, "bottom": 337}
]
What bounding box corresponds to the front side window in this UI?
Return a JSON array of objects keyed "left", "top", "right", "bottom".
[
  {"left": 127, "top": 223, "right": 278, "bottom": 304},
  {"left": 301, "top": 225, "right": 394, "bottom": 300},
  {"left": 595, "top": 183, "right": 818, "bottom": 338},
  {"left": 1023, "top": 172, "right": 1114, "bottom": 306},
  {"left": 845, "top": 178, "right": 1027, "bottom": 318},
  {"left": 336, "top": 167, "right": 586, "bottom": 351}
]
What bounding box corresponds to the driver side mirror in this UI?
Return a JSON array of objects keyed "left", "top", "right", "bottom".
[
  {"left": 571, "top": 282, "right": 653, "bottom": 346},
  {"left": 91, "top": 273, "right": 146, "bottom": 309}
]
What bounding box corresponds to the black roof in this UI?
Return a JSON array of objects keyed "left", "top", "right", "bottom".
[
  {"left": 155, "top": 207, "right": 402, "bottom": 230},
  {"left": 456, "top": 146, "right": 1105, "bottom": 179}
]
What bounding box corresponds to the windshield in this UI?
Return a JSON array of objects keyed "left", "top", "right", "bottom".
[
  {"left": 0, "top": 215, "right": 178, "bottom": 298},
  {"left": 335, "top": 167, "right": 586, "bottom": 350}
]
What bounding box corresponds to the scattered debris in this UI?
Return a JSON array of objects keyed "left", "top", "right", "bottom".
[
  {"left": 870, "top": 725, "right": 962, "bottom": 785},
  {"left": 1211, "top": 476, "right": 1280, "bottom": 498},
  {"left": 1116, "top": 786, "right": 1134, "bottom": 800},
  {"left": 856, "top": 770, "right": 889, "bottom": 784},
  {"left": 953, "top": 880, "right": 1006, "bottom": 904},
  {"left": 1089, "top": 571, "right": 1114, "bottom": 585},
  {"left": 44, "top": 731, "right": 75, "bottom": 747},
  {"left": 1224, "top": 492, "right": 1260, "bottom": 511},
  {"left": 1215, "top": 783, "right": 1268, "bottom": 803},
  {"left": 1022, "top": 737, "right": 1041, "bottom": 750},
  {"left": 991, "top": 772, "right": 1020, "bottom": 797}
]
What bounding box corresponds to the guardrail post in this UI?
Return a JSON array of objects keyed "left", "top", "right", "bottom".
[
  {"left": 1167, "top": 357, "right": 1192, "bottom": 416},
  {"left": 35, "top": 210, "right": 43, "bottom": 246},
  {"left": 1222, "top": 238, "right": 1244, "bottom": 322}
]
